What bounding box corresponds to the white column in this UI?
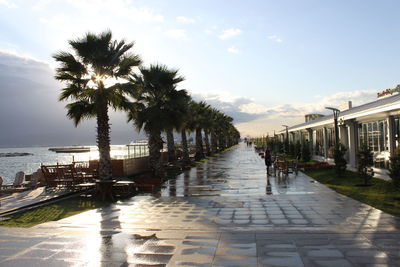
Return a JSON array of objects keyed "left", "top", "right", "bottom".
[
  {"left": 388, "top": 116, "right": 396, "bottom": 154},
  {"left": 299, "top": 131, "right": 303, "bottom": 146},
  {"left": 307, "top": 128, "right": 313, "bottom": 155},
  {"left": 339, "top": 124, "right": 349, "bottom": 161},
  {"left": 323, "top": 127, "right": 328, "bottom": 158},
  {"left": 347, "top": 119, "right": 358, "bottom": 168},
  {"left": 291, "top": 132, "right": 296, "bottom": 144}
]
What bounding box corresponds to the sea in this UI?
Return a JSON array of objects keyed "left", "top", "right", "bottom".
[{"left": 0, "top": 145, "right": 149, "bottom": 184}]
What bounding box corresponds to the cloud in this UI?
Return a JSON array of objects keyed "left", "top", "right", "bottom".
[
  {"left": 204, "top": 26, "right": 217, "bottom": 35},
  {"left": 219, "top": 28, "right": 242, "bottom": 39},
  {"left": 165, "top": 29, "right": 188, "bottom": 40},
  {"left": 268, "top": 35, "right": 283, "bottom": 43},
  {"left": 227, "top": 46, "right": 239, "bottom": 54},
  {"left": 0, "top": 0, "right": 17, "bottom": 8},
  {"left": 190, "top": 90, "right": 264, "bottom": 123},
  {"left": 38, "top": 0, "right": 164, "bottom": 31},
  {"left": 176, "top": 16, "right": 195, "bottom": 23},
  {"left": 190, "top": 88, "right": 379, "bottom": 137},
  {"left": 0, "top": 51, "right": 142, "bottom": 147}
]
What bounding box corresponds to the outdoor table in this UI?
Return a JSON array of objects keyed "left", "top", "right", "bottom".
[
  {"left": 113, "top": 181, "right": 137, "bottom": 197},
  {"left": 95, "top": 179, "right": 116, "bottom": 201}
]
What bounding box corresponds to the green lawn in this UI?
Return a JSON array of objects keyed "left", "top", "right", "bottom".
[
  {"left": 304, "top": 168, "right": 400, "bottom": 217},
  {"left": 0, "top": 197, "right": 106, "bottom": 228}
]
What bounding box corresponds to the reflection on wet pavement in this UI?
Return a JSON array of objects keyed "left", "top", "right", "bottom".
[{"left": 1, "top": 143, "right": 400, "bottom": 266}]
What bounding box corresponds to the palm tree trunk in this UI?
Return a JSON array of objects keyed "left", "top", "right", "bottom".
[
  {"left": 166, "top": 130, "right": 176, "bottom": 162},
  {"left": 148, "top": 130, "right": 164, "bottom": 178},
  {"left": 204, "top": 129, "right": 211, "bottom": 156},
  {"left": 195, "top": 127, "right": 204, "bottom": 161},
  {"left": 97, "top": 105, "right": 113, "bottom": 181},
  {"left": 211, "top": 130, "right": 218, "bottom": 154},
  {"left": 218, "top": 134, "right": 225, "bottom": 151},
  {"left": 181, "top": 128, "right": 190, "bottom": 164}
]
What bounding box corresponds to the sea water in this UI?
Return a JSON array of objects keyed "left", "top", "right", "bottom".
[{"left": 0, "top": 145, "right": 149, "bottom": 184}]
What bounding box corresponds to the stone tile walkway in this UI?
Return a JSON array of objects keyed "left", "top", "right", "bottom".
[
  {"left": 0, "top": 187, "right": 74, "bottom": 215},
  {"left": 0, "top": 143, "right": 400, "bottom": 266}
]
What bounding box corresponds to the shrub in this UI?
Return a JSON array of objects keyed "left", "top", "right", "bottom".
[
  {"left": 295, "top": 141, "right": 301, "bottom": 159},
  {"left": 289, "top": 142, "right": 295, "bottom": 157},
  {"left": 334, "top": 143, "right": 347, "bottom": 177},
  {"left": 357, "top": 143, "right": 374, "bottom": 185},
  {"left": 389, "top": 147, "right": 400, "bottom": 188},
  {"left": 301, "top": 141, "right": 311, "bottom": 162}
]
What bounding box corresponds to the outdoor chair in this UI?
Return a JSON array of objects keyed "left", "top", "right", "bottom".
[
  {"left": 275, "top": 159, "right": 289, "bottom": 178},
  {"left": 73, "top": 162, "right": 96, "bottom": 182},
  {"left": 0, "top": 172, "right": 31, "bottom": 194},
  {"left": 287, "top": 159, "right": 299, "bottom": 176},
  {"left": 41, "top": 164, "right": 74, "bottom": 188},
  {"left": 1, "top": 171, "right": 25, "bottom": 189}
]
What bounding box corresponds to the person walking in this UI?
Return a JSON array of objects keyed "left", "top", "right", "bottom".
[{"left": 264, "top": 147, "right": 272, "bottom": 175}]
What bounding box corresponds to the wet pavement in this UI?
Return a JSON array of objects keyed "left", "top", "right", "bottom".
[
  {"left": 0, "top": 143, "right": 400, "bottom": 266},
  {"left": 0, "top": 187, "right": 76, "bottom": 215}
]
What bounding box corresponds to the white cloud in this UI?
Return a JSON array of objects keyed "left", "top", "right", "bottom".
[
  {"left": 0, "top": 0, "right": 17, "bottom": 8},
  {"left": 176, "top": 16, "right": 195, "bottom": 23},
  {"left": 268, "top": 35, "right": 283, "bottom": 43},
  {"left": 204, "top": 26, "right": 217, "bottom": 35},
  {"left": 191, "top": 88, "right": 379, "bottom": 137},
  {"left": 39, "top": 1, "right": 164, "bottom": 25},
  {"left": 219, "top": 28, "right": 242, "bottom": 39},
  {"left": 165, "top": 29, "right": 188, "bottom": 40},
  {"left": 239, "top": 103, "right": 268, "bottom": 114},
  {"left": 0, "top": 48, "right": 50, "bottom": 66},
  {"left": 227, "top": 46, "right": 239, "bottom": 54}
]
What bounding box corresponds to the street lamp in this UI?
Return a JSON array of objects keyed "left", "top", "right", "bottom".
[
  {"left": 282, "top": 125, "right": 289, "bottom": 154},
  {"left": 325, "top": 107, "right": 340, "bottom": 146}
]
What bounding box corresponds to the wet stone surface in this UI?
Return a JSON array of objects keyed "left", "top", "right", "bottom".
[{"left": 1, "top": 143, "right": 400, "bottom": 266}]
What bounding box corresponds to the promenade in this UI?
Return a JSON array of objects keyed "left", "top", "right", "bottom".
[{"left": 0, "top": 143, "right": 400, "bottom": 266}]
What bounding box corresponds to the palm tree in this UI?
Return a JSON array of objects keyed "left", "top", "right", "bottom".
[
  {"left": 202, "top": 105, "right": 214, "bottom": 156},
  {"left": 164, "top": 88, "right": 190, "bottom": 163},
  {"left": 187, "top": 101, "right": 210, "bottom": 161},
  {"left": 209, "top": 108, "right": 222, "bottom": 154},
  {"left": 216, "top": 114, "right": 233, "bottom": 151},
  {"left": 179, "top": 96, "right": 195, "bottom": 165},
  {"left": 53, "top": 31, "right": 141, "bottom": 183},
  {"left": 128, "top": 64, "right": 187, "bottom": 177}
]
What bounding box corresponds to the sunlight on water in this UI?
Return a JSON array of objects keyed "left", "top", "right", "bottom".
[{"left": 0, "top": 145, "right": 149, "bottom": 184}]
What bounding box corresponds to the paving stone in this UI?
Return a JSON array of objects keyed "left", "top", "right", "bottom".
[
  {"left": 260, "top": 251, "right": 304, "bottom": 267},
  {"left": 213, "top": 255, "right": 257, "bottom": 267},
  {"left": 306, "top": 249, "right": 344, "bottom": 257},
  {"left": 310, "top": 258, "right": 353, "bottom": 267},
  {"left": 1, "top": 144, "right": 400, "bottom": 266}
]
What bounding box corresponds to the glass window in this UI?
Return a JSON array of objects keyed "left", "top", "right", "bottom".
[{"left": 358, "top": 120, "right": 389, "bottom": 168}]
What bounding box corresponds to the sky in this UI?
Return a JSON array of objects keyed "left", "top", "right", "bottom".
[{"left": 1, "top": 0, "right": 400, "bottom": 147}]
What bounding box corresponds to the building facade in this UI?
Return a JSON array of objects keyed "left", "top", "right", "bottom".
[{"left": 278, "top": 91, "right": 400, "bottom": 175}]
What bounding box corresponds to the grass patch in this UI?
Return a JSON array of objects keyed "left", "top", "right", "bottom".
[
  {"left": 0, "top": 197, "right": 106, "bottom": 228},
  {"left": 195, "top": 159, "right": 209, "bottom": 164},
  {"left": 304, "top": 168, "right": 400, "bottom": 217}
]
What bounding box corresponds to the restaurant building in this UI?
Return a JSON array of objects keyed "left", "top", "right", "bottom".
[{"left": 278, "top": 85, "right": 400, "bottom": 177}]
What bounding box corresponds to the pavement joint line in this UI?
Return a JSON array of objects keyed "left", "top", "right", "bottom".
[{"left": 0, "top": 143, "right": 400, "bottom": 266}]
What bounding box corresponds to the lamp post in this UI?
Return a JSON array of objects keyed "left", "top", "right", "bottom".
[
  {"left": 325, "top": 107, "right": 340, "bottom": 146},
  {"left": 282, "top": 125, "right": 289, "bottom": 154}
]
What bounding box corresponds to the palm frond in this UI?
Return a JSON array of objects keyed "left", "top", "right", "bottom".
[{"left": 65, "top": 101, "right": 96, "bottom": 126}]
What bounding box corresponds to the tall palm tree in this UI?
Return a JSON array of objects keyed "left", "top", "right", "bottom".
[
  {"left": 164, "top": 88, "right": 190, "bottom": 163},
  {"left": 187, "top": 101, "right": 210, "bottom": 161},
  {"left": 128, "top": 64, "right": 187, "bottom": 177},
  {"left": 209, "top": 108, "right": 222, "bottom": 154},
  {"left": 200, "top": 105, "right": 213, "bottom": 156},
  {"left": 179, "top": 96, "right": 195, "bottom": 165},
  {"left": 216, "top": 114, "right": 233, "bottom": 151},
  {"left": 53, "top": 31, "right": 141, "bottom": 182}
]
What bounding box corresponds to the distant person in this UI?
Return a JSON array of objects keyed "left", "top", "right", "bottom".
[{"left": 264, "top": 147, "right": 272, "bottom": 175}]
